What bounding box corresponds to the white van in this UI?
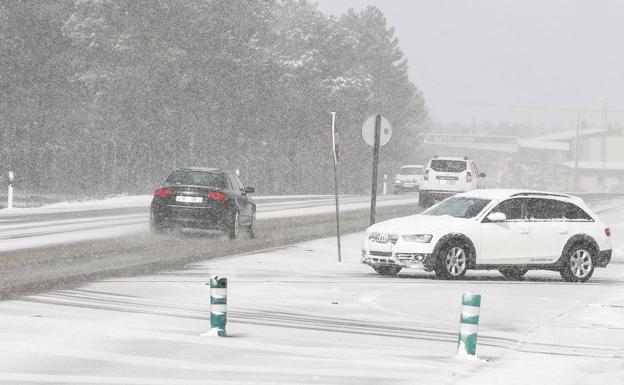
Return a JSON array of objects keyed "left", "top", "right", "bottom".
[{"left": 419, "top": 156, "right": 485, "bottom": 207}]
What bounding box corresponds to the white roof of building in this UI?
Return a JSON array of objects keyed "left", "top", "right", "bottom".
[
  {"left": 559, "top": 161, "right": 624, "bottom": 171},
  {"left": 528, "top": 128, "right": 608, "bottom": 142}
]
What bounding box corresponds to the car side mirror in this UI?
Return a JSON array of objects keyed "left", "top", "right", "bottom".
[
  {"left": 487, "top": 212, "right": 506, "bottom": 222},
  {"left": 479, "top": 172, "right": 486, "bottom": 178},
  {"left": 244, "top": 187, "right": 255, "bottom": 194}
]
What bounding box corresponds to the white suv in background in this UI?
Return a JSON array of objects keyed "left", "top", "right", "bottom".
[
  {"left": 392, "top": 165, "right": 424, "bottom": 194},
  {"left": 419, "top": 156, "right": 485, "bottom": 208},
  {"left": 361, "top": 189, "right": 612, "bottom": 282}
]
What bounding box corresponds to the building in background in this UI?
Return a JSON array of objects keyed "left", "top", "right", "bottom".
[{"left": 420, "top": 127, "right": 624, "bottom": 192}]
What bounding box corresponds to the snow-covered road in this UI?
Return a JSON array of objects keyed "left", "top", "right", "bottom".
[
  {"left": 0, "top": 195, "right": 419, "bottom": 252},
  {"left": 0, "top": 199, "right": 623, "bottom": 384}
]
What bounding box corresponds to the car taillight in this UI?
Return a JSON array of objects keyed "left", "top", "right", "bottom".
[
  {"left": 605, "top": 227, "right": 611, "bottom": 237},
  {"left": 207, "top": 191, "right": 228, "bottom": 202},
  {"left": 153, "top": 188, "right": 172, "bottom": 198},
  {"left": 466, "top": 171, "right": 472, "bottom": 183},
  {"left": 424, "top": 169, "right": 429, "bottom": 181}
]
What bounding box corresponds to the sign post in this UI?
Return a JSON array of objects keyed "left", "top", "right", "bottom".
[
  {"left": 331, "top": 112, "right": 341, "bottom": 262},
  {"left": 362, "top": 115, "right": 392, "bottom": 226},
  {"left": 7, "top": 171, "right": 14, "bottom": 210}
]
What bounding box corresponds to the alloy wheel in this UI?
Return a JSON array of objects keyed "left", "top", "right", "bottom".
[
  {"left": 570, "top": 249, "right": 592, "bottom": 279},
  {"left": 445, "top": 247, "right": 467, "bottom": 276}
]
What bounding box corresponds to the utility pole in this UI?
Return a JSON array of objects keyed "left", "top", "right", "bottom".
[
  {"left": 573, "top": 112, "right": 580, "bottom": 191},
  {"left": 370, "top": 114, "right": 381, "bottom": 226},
  {"left": 601, "top": 98, "right": 608, "bottom": 191}
]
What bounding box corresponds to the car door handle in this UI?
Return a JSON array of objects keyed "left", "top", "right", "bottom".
[
  {"left": 519, "top": 228, "right": 530, "bottom": 234},
  {"left": 558, "top": 227, "right": 569, "bottom": 234}
]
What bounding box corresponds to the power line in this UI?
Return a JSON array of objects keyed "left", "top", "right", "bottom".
[{"left": 426, "top": 98, "right": 624, "bottom": 113}]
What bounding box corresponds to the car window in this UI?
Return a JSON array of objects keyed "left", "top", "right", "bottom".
[
  {"left": 562, "top": 202, "right": 594, "bottom": 221},
  {"left": 486, "top": 198, "right": 527, "bottom": 222},
  {"left": 527, "top": 198, "right": 566, "bottom": 221},
  {"left": 399, "top": 167, "right": 423, "bottom": 175},
  {"left": 423, "top": 197, "right": 491, "bottom": 218},
  {"left": 228, "top": 174, "right": 242, "bottom": 191},
  {"left": 429, "top": 159, "right": 467, "bottom": 173},
  {"left": 233, "top": 175, "right": 245, "bottom": 190},
  {"left": 472, "top": 162, "right": 479, "bottom": 175},
  {"left": 165, "top": 170, "right": 227, "bottom": 188}
]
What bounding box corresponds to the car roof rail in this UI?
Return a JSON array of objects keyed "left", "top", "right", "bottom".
[{"left": 510, "top": 192, "right": 576, "bottom": 199}]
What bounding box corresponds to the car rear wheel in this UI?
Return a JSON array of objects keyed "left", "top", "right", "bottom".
[
  {"left": 434, "top": 242, "right": 468, "bottom": 280},
  {"left": 373, "top": 265, "right": 402, "bottom": 276},
  {"left": 228, "top": 210, "right": 240, "bottom": 240},
  {"left": 560, "top": 244, "right": 595, "bottom": 282},
  {"left": 418, "top": 191, "right": 429, "bottom": 208},
  {"left": 150, "top": 214, "right": 167, "bottom": 234},
  {"left": 499, "top": 267, "right": 528, "bottom": 279}
]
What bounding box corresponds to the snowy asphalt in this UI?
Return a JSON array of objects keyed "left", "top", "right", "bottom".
[{"left": 0, "top": 195, "right": 421, "bottom": 299}]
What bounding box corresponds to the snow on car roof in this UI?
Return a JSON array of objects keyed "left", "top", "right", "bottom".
[{"left": 456, "top": 189, "right": 581, "bottom": 202}]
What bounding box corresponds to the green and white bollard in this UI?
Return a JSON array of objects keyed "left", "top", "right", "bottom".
[
  {"left": 209, "top": 276, "right": 228, "bottom": 337},
  {"left": 457, "top": 292, "right": 481, "bottom": 356}
]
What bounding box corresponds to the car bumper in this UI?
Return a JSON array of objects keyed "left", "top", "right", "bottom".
[
  {"left": 394, "top": 183, "right": 420, "bottom": 191},
  {"left": 595, "top": 249, "right": 612, "bottom": 268},
  {"left": 151, "top": 205, "right": 232, "bottom": 230},
  {"left": 361, "top": 241, "right": 435, "bottom": 271}
]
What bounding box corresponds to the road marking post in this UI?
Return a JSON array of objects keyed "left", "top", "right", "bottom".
[
  {"left": 7, "top": 171, "right": 14, "bottom": 209},
  {"left": 457, "top": 292, "right": 481, "bottom": 356},
  {"left": 205, "top": 276, "right": 227, "bottom": 337}
]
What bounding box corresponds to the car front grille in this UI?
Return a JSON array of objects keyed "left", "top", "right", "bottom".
[{"left": 369, "top": 251, "right": 393, "bottom": 257}]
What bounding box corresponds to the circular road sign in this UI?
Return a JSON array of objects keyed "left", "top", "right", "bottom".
[{"left": 362, "top": 115, "right": 392, "bottom": 147}]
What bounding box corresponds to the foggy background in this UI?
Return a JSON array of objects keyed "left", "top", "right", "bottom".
[
  {"left": 318, "top": 0, "right": 624, "bottom": 128},
  {"left": 1, "top": 1, "right": 623, "bottom": 204}
]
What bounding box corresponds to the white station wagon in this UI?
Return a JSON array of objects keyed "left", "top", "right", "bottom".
[{"left": 362, "top": 189, "right": 612, "bottom": 282}]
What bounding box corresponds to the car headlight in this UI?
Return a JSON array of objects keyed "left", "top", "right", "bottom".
[
  {"left": 401, "top": 234, "right": 433, "bottom": 243},
  {"left": 368, "top": 232, "right": 379, "bottom": 240},
  {"left": 393, "top": 179, "right": 403, "bottom": 184}
]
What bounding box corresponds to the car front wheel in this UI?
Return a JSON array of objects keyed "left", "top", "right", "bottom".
[
  {"left": 228, "top": 210, "right": 240, "bottom": 240},
  {"left": 560, "top": 244, "right": 595, "bottom": 282},
  {"left": 434, "top": 242, "right": 468, "bottom": 280},
  {"left": 246, "top": 211, "right": 256, "bottom": 239}
]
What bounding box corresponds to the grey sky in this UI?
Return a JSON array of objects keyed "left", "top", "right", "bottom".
[{"left": 316, "top": 0, "right": 624, "bottom": 129}]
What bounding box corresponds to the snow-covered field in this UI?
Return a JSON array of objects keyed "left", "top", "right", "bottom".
[{"left": 1, "top": 203, "right": 623, "bottom": 384}]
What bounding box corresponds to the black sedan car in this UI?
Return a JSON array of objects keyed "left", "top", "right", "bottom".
[{"left": 150, "top": 167, "right": 256, "bottom": 239}]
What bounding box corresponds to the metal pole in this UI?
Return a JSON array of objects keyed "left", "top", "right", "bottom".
[
  {"left": 603, "top": 98, "right": 607, "bottom": 167},
  {"left": 370, "top": 115, "right": 381, "bottom": 226},
  {"left": 331, "top": 112, "right": 341, "bottom": 262},
  {"left": 573, "top": 112, "right": 580, "bottom": 191}
]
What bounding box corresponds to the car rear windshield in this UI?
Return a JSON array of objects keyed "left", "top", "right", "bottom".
[
  {"left": 165, "top": 170, "right": 227, "bottom": 188},
  {"left": 423, "top": 197, "right": 491, "bottom": 218},
  {"left": 429, "top": 159, "right": 467, "bottom": 173},
  {"left": 399, "top": 167, "right": 424, "bottom": 175}
]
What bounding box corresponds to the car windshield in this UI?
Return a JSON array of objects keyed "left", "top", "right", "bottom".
[
  {"left": 165, "top": 170, "right": 226, "bottom": 188},
  {"left": 399, "top": 167, "right": 423, "bottom": 175},
  {"left": 430, "top": 159, "right": 467, "bottom": 173},
  {"left": 423, "top": 197, "right": 491, "bottom": 218}
]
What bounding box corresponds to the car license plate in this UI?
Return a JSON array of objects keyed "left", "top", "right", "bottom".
[
  {"left": 176, "top": 196, "right": 203, "bottom": 203},
  {"left": 439, "top": 179, "right": 456, "bottom": 185}
]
